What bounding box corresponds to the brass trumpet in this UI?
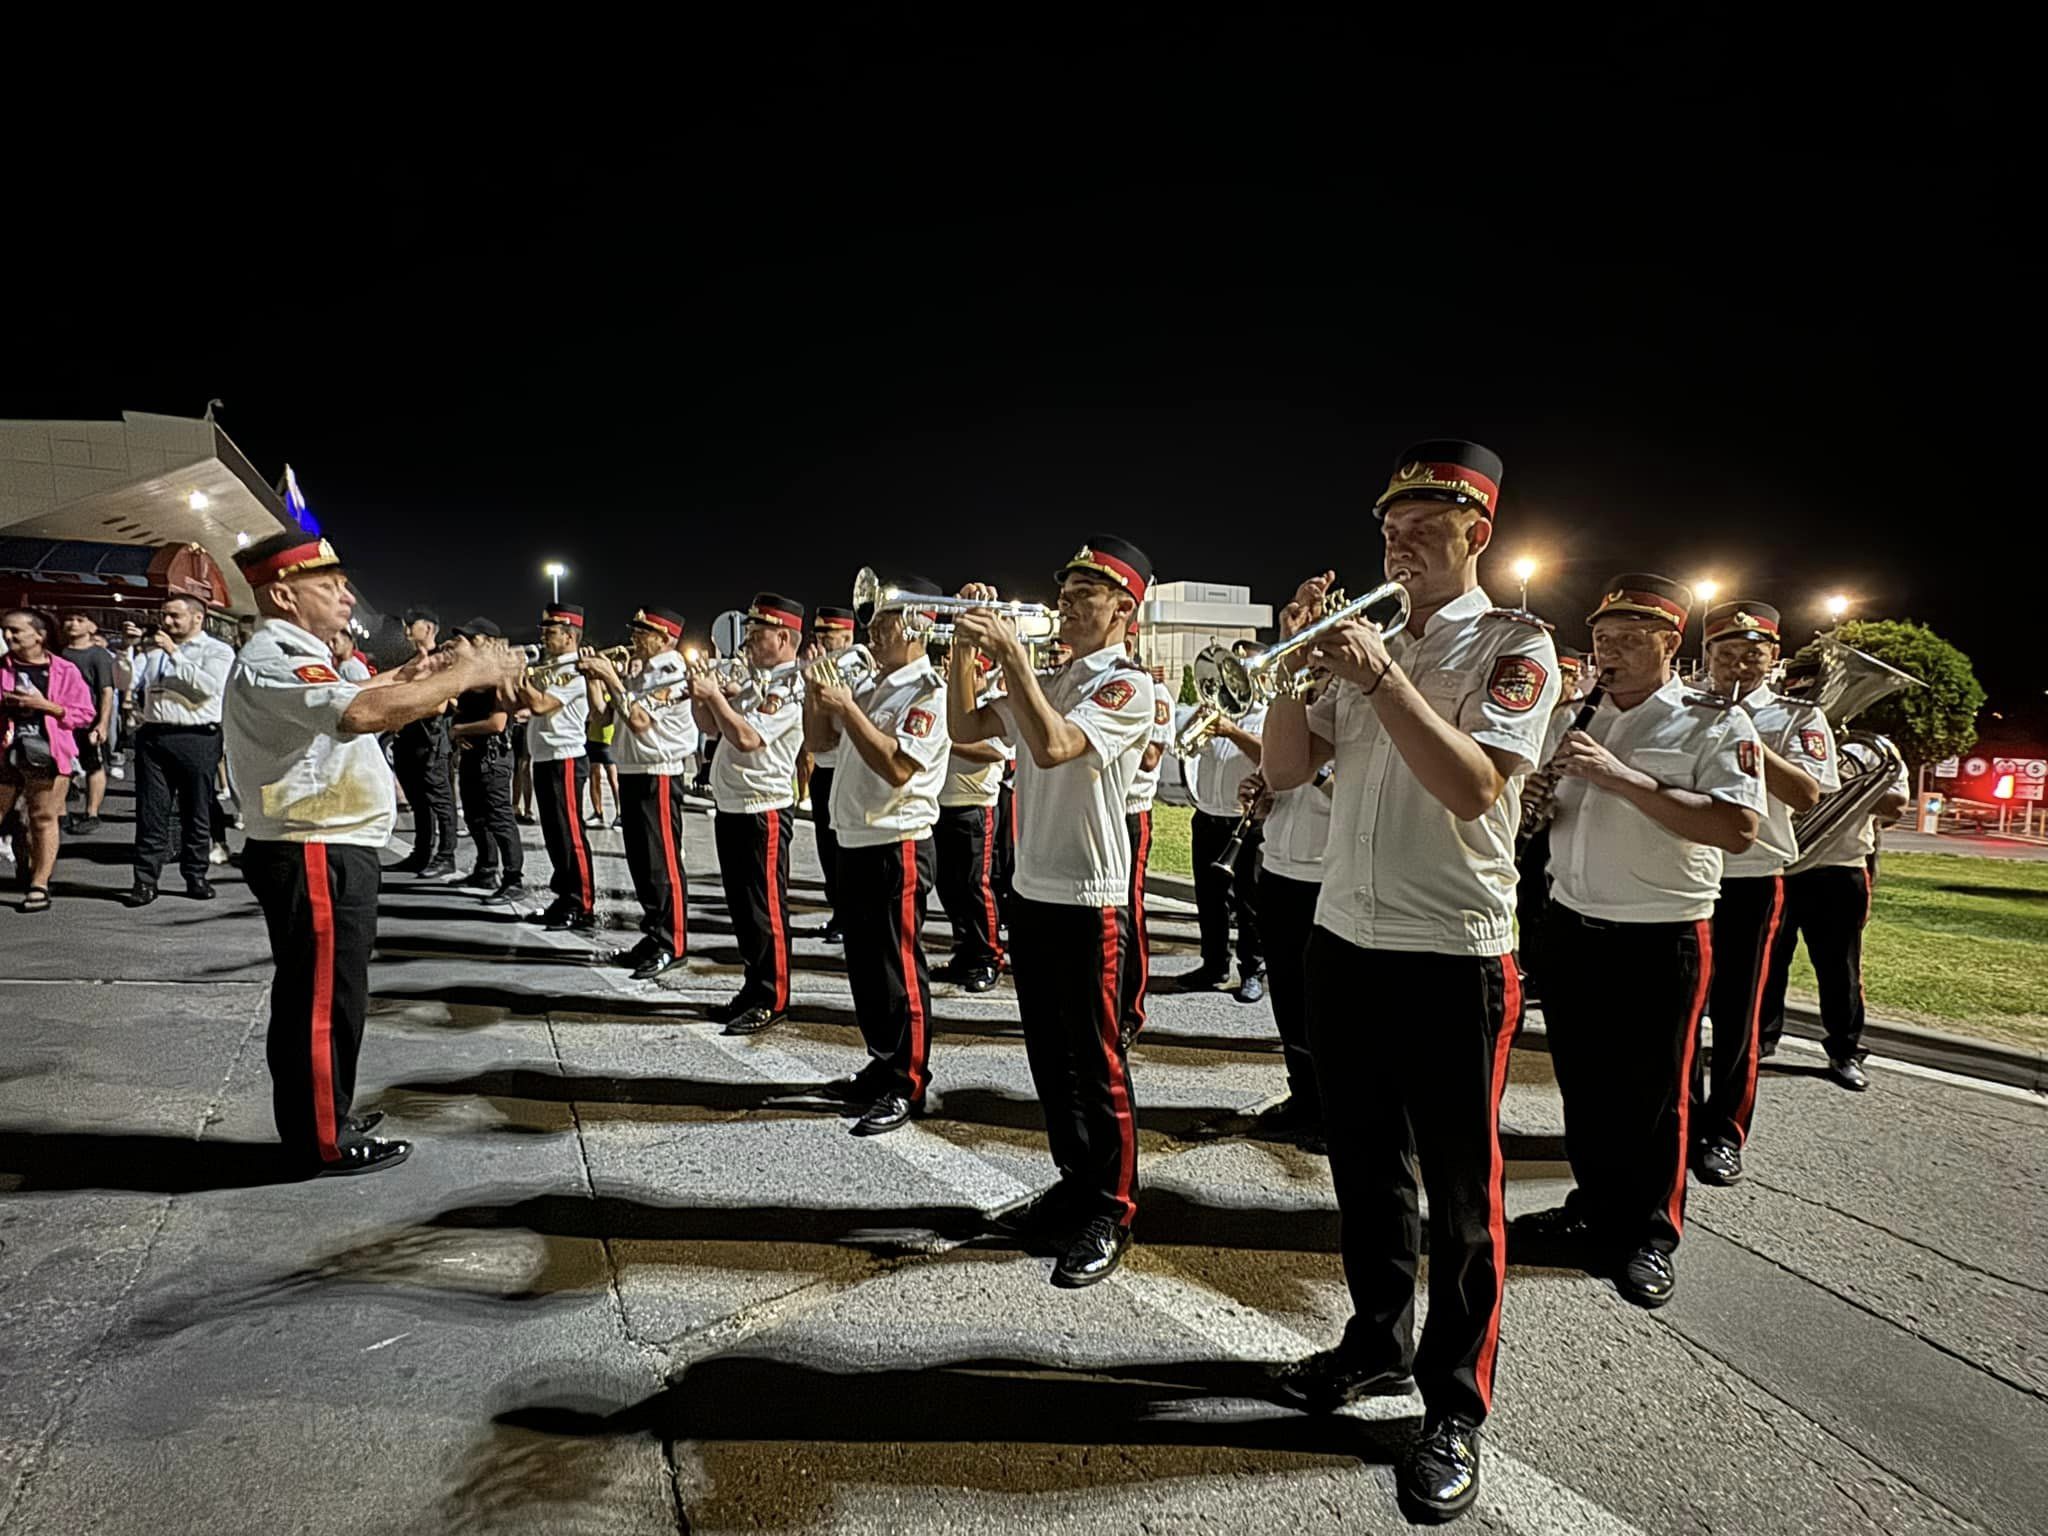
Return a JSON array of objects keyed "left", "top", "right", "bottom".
[
  {"left": 804, "top": 643, "right": 876, "bottom": 695},
  {"left": 1173, "top": 644, "right": 1250, "bottom": 759}
]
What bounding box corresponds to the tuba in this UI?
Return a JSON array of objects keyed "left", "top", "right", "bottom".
[
  {"left": 1779, "top": 639, "right": 1923, "bottom": 875},
  {"left": 1173, "top": 644, "right": 1254, "bottom": 759}
]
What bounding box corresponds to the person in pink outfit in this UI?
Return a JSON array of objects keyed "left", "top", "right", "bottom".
[{"left": 2, "top": 608, "right": 99, "bottom": 911}]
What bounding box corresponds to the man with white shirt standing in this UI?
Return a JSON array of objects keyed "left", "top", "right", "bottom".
[
  {"left": 1691, "top": 600, "right": 1838, "bottom": 1184},
  {"left": 514, "top": 602, "right": 601, "bottom": 930},
  {"left": 1260, "top": 440, "right": 1558, "bottom": 1523},
  {"left": 949, "top": 536, "right": 1156, "bottom": 1290},
  {"left": 804, "top": 577, "right": 951, "bottom": 1135},
  {"left": 1516, "top": 573, "right": 1764, "bottom": 1314},
  {"left": 1184, "top": 669, "right": 1268, "bottom": 1002},
  {"left": 123, "top": 593, "right": 236, "bottom": 906}
]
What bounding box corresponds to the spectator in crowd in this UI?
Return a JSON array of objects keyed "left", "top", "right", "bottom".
[
  {"left": 332, "top": 630, "right": 372, "bottom": 682},
  {"left": 2, "top": 609, "right": 98, "bottom": 912},
  {"left": 57, "top": 611, "right": 118, "bottom": 834},
  {"left": 586, "top": 713, "right": 620, "bottom": 828},
  {"left": 122, "top": 596, "right": 236, "bottom": 906}
]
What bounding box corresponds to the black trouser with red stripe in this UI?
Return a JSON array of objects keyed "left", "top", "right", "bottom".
[
  {"left": 1542, "top": 904, "right": 1710, "bottom": 1256},
  {"left": 841, "top": 837, "right": 936, "bottom": 1099},
  {"left": 715, "top": 807, "right": 793, "bottom": 1012},
  {"left": 1191, "top": 809, "right": 1263, "bottom": 976},
  {"left": 619, "top": 772, "right": 688, "bottom": 957},
  {"left": 1119, "top": 810, "right": 1153, "bottom": 1040},
  {"left": 1306, "top": 931, "right": 1520, "bottom": 1426},
  {"left": 535, "top": 755, "right": 594, "bottom": 912},
  {"left": 1757, "top": 863, "right": 1872, "bottom": 1061},
  {"left": 244, "top": 839, "right": 379, "bottom": 1166},
  {"left": 1695, "top": 874, "right": 1785, "bottom": 1150},
  {"left": 1257, "top": 866, "right": 1324, "bottom": 1115},
  {"left": 811, "top": 766, "right": 842, "bottom": 927},
  {"left": 935, "top": 802, "right": 1004, "bottom": 971},
  {"left": 1010, "top": 895, "right": 1138, "bottom": 1228}
]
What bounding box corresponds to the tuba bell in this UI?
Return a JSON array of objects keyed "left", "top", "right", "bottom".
[{"left": 1779, "top": 638, "right": 1923, "bottom": 875}]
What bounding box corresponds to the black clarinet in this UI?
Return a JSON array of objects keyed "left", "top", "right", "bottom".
[{"left": 1515, "top": 673, "right": 1610, "bottom": 857}]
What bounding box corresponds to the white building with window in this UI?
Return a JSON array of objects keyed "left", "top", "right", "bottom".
[{"left": 1136, "top": 579, "right": 1273, "bottom": 691}]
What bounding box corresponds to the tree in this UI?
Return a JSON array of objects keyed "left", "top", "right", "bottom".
[
  {"left": 1179, "top": 663, "right": 1199, "bottom": 706},
  {"left": 1793, "top": 619, "right": 1985, "bottom": 771}
]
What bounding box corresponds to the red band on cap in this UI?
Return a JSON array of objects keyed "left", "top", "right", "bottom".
[
  {"left": 543, "top": 608, "right": 585, "bottom": 628},
  {"left": 1377, "top": 460, "right": 1502, "bottom": 517},
  {"left": 633, "top": 609, "right": 682, "bottom": 638},
  {"left": 749, "top": 605, "right": 803, "bottom": 630},
  {"left": 239, "top": 538, "right": 336, "bottom": 586},
  {"left": 1069, "top": 549, "right": 1147, "bottom": 601}
]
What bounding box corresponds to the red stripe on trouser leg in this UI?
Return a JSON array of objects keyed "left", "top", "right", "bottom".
[
  {"left": 657, "top": 776, "right": 686, "bottom": 956},
  {"left": 765, "top": 810, "right": 789, "bottom": 1009},
  {"left": 1668, "top": 919, "right": 1713, "bottom": 1239},
  {"left": 1473, "top": 957, "right": 1522, "bottom": 1414},
  {"left": 979, "top": 805, "right": 1003, "bottom": 963},
  {"left": 1132, "top": 811, "right": 1152, "bottom": 1028},
  {"left": 304, "top": 842, "right": 340, "bottom": 1162},
  {"left": 900, "top": 841, "right": 929, "bottom": 1098},
  {"left": 563, "top": 759, "right": 593, "bottom": 911},
  {"left": 1096, "top": 907, "right": 1137, "bottom": 1225},
  {"left": 1729, "top": 876, "right": 1783, "bottom": 1145}
]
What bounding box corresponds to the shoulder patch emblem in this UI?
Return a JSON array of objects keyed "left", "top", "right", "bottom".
[
  {"left": 1800, "top": 727, "right": 1829, "bottom": 761},
  {"left": 1737, "top": 739, "right": 1760, "bottom": 776},
  {"left": 293, "top": 663, "right": 341, "bottom": 684},
  {"left": 1091, "top": 678, "right": 1137, "bottom": 711},
  {"left": 1487, "top": 654, "right": 1546, "bottom": 712},
  {"left": 1154, "top": 698, "right": 1171, "bottom": 726},
  {"left": 903, "top": 706, "right": 936, "bottom": 738}
]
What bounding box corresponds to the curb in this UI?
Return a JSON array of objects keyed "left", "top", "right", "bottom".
[{"left": 1143, "top": 871, "right": 2045, "bottom": 1095}]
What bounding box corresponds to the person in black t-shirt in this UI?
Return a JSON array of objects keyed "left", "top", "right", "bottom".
[
  {"left": 57, "top": 612, "right": 118, "bottom": 833},
  {"left": 448, "top": 617, "right": 526, "bottom": 899}
]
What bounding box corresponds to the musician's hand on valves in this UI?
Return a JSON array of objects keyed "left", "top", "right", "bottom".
[
  {"left": 953, "top": 607, "right": 1026, "bottom": 673},
  {"left": 1551, "top": 729, "right": 1641, "bottom": 794},
  {"left": 957, "top": 581, "right": 999, "bottom": 603},
  {"left": 809, "top": 674, "right": 854, "bottom": 717},
  {"left": 1309, "top": 618, "right": 1391, "bottom": 690},
  {"left": 577, "top": 648, "right": 622, "bottom": 690},
  {"left": 1279, "top": 570, "right": 1336, "bottom": 639},
  {"left": 687, "top": 671, "right": 724, "bottom": 706}
]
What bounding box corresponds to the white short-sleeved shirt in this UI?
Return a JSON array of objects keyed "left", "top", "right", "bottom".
[
  {"left": 994, "top": 644, "right": 1155, "bottom": 907},
  {"left": 134, "top": 630, "right": 236, "bottom": 726},
  {"left": 1125, "top": 677, "right": 1175, "bottom": 815},
  {"left": 526, "top": 654, "right": 590, "bottom": 762},
  {"left": 1189, "top": 701, "right": 1268, "bottom": 817},
  {"left": 1310, "top": 587, "right": 1560, "bottom": 956},
  {"left": 828, "top": 656, "right": 950, "bottom": 847},
  {"left": 710, "top": 660, "right": 804, "bottom": 813},
  {"left": 338, "top": 655, "right": 371, "bottom": 683},
  {"left": 613, "top": 651, "right": 700, "bottom": 776},
  {"left": 223, "top": 618, "right": 394, "bottom": 847},
  {"left": 1545, "top": 673, "right": 1768, "bottom": 922},
  {"left": 940, "top": 739, "right": 1010, "bottom": 809},
  {"left": 1261, "top": 770, "right": 1334, "bottom": 882},
  {"left": 1723, "top": 682, "right": 1841, "bottom": 878},
  {"left": 1830, "top": 763, "right": 1911, "bottom": 866}
]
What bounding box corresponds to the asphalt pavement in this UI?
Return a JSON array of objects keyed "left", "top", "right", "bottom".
[{"left": 1, "top": 794, "right": 2043, "bottom": 1535}]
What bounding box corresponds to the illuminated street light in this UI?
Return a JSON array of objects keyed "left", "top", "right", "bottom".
[
  {"left": 235, "top": 531, "right": 251, "bottom": 548},
  {"left": 187, "top": 490, "right": 210, "bottom": 511},
  {"left": 1510, "top": 556, "right": 1537, "bottom": 613},
  {"left": 1693, "top": 578, "right": 1720, "bottom": 603},
  {"left": 1825, "top": 594, "right": 1850, "bottom": 621},
  {"left": 543, "top": 561, "right": 567, "bottom": 603}
]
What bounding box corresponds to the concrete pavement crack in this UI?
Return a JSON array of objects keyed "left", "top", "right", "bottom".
[
  {"left": 1688, "top": 1214, "right": 2048, "bottom": 1406},
  {"left": 1742, "top": 1173, "right": 2048, "bottom": 1299}
]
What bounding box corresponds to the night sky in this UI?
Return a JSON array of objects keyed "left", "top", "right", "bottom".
[{"left": 10, "top": 15, "right": 2036, "bottom": 736}]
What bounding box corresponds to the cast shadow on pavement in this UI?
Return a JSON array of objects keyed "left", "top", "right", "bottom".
[{"left": 0, "top": 1126, "right": 308, "bottom": 1192}]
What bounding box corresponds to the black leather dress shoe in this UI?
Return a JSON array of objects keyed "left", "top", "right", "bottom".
[
  {"left": 1825, "top": 1056, "right": 1868, "bottom": 1091},
  {"left": 723, "top": 1007, "right": 786, "bottom": 1036},
  {"left": 120, "top": 882, "right": 159, "bottom": 908},
  {"left": 1268, "top": 1347, "right": 1415, "bottom": 1412},
  {"left": 1695, "top": 1139, "right": 1743, "bottom": 1185},
  {"left": 1510, "top": 1203, "right": 1601, "bottom": 1260},
  {"left": 705, "top": 997, "right": 745, "bottom": 1027},
  {"left": 1397, "top": 1416, "right": 1482, "bottom": 1523},
  {"left": 616, "top": 935, "right": 658, "bottom": 969},
  {"left": 546, "top": 906, "right": 598, "bottom": 931},
  {"left": 184, "top": 879, "right": 216, "bottom": 900},
  {"left": 821, "top": 923, "right": 846, "bottom": 945},
  {"left": 631, "top": 949, "right": 688, "bottom": 981},
  {"left": 312, "top": 1138, "right": 413, "bottom": 1177},
  {"left": 1051, "top": 1216, "right": 1131, "bottom": 1288},
  {"left": 344, "top": 1111, "right": 385, "bottom": 1135},
  {"left": 851, "top": 1094, "right": 917, "bottom": 1137},
  {"left": 1619, "top": 1245, "right": 1677, "bottom": 1308},
  {"left": 992, "top": 1184, "right": 1081, "bottom": 1248},
  {"left": 962, "top": 964, "right": 1000, "bottom": 994},
  {"left": 1235, "top": 971, "right": 1267, "bottom": 1004},
  {"left": 1176, "top": 965, "right": 1229, "bottom": 992}
]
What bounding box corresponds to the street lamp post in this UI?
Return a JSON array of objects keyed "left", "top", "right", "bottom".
[
  {"left": 1511, "top": 557, "right": 1537, "bottom": 613},
  {"left": 543, "top": 561, "right": 567, "bottom": 604}
]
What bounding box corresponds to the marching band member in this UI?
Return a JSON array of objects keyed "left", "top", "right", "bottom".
[
  {"left": 1261, "top": 441, "right": 1558, "bottom": 1523},
  {"left": 934, "top": 649, "right": 1008, "bottom": 993},
  {"left": 449, "top": 617, "right": 526, "bottom": 901},
  {"left": 515, "top": 603, "right": 601, "bottom": 929},
  {"left": 389, "top": 608, "right": 458, "bottom": 879},
  {"left": 1248, "top": 758, "right": 1332, "bottom": 1150},
  {"left": 1184, "top": 656, "right": 1267, "bottom": 1002},
  {"left": 806, "top": 605, "right": 860, "bottom": 944},
  {"left": 1692, "top": 600, "right": 1837, "bottom": 1183},
  {"left": 1119, "top": 637, "right": 1174, "bottom": 1044},
  {"left": 692, "top": 592, "right": 806, "bottom": 1035},
  {"left": 803, "top": 578, "right": 951, "bottom": 1134},
  {"left": 1516, "top": 574, "right": 1763, "bottom": 1315},
  {"left": 224, "top": 531, "right": 522, "bottom": 1175},
  {"left": 949, "top": 536, "right": 1155, "bottom": 1289},
  {"left": 581, "top": 607, "right": 699, "bottom": 981}
]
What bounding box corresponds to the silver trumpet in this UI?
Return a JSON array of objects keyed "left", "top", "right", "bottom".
[
  {"left": 804, "top": 643, "right": 876, "bottom": 694},
  {"left": 854, "top": 567, "right": 1059, "bottom": 642},
  {"left": 1219, "top": 581, "right": 1411, "bottom": 709}
]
